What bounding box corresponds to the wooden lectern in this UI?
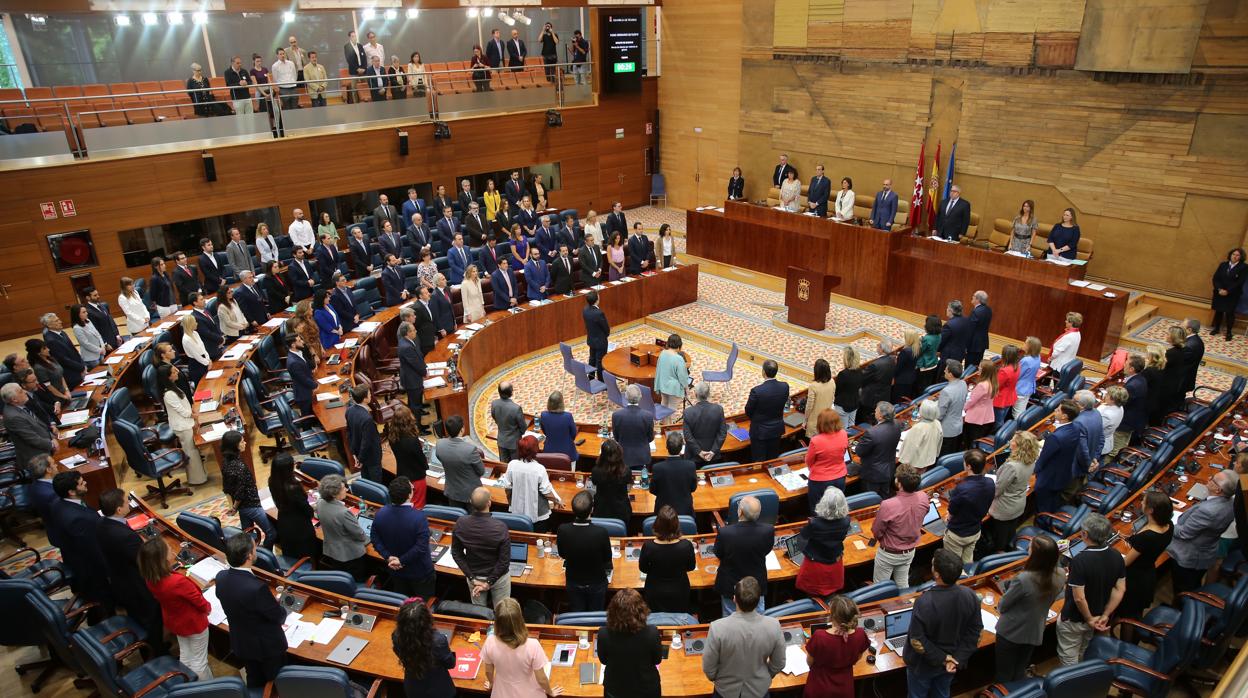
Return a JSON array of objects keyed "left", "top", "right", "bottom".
[{"left": 785, "top": 267, "right": 840, "bottom": 331}]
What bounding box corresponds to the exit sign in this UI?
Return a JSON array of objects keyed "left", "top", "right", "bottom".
[{"left": 613, "top": 61, "right": 636, "bottom": 73}]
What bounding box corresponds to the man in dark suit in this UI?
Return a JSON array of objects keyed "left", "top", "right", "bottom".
[
  {"left": 348, "top": 226, "right": 374, "bottom": 279},
  {"left": 198, "top": 238, "right": 223, "bottom": 294},
  {"left": 771, "top": 154, "right": 796, "bottom": 188},
  {"left": 40, "top": 313, "right": 85, "bottom": 388},
  {"left": 853, "top": 402, "right": 903, "bottom": 498},
  {"left": 286, "top": 334, "right": 316, "bottom": 417},
  {"left": 329, "top": 273, "right": 359, "bottom": 335},
  {"left": 462, "top": 202, "right": 488, "bottom": 247},
  {"left": 235, "top": 271, "right": 270, "bottom": 328},
  {"left": 82, "top": 286, "right": 121, "bottom": 347},
  {"left": 226, "top": 226, "right": 255, "bottom": 278},
  {"left": 859, "top": 341, "right": 896, "bottom": 423},
  {"left": 583, "top": 291, "right": 610, "bottom": 381},
  {"left": 744, "top": 360, "right": 789, "bottom": 463},
  {"left": 650, "top": 432, "right": 698, "bottom": 517},
  {"left": 436, "top": 207, "right": 461, "bottom": 252},
  {"left": 371, "top": 476, "right": 435, "bottom": 596},
  {"left": 869, "top": 179, "right": 899, "bottom": 230},
  {"left": 1033, "top": 401, "right": 1087, "bottom": 515},
  {"left": 578, "top": 233, "right": 603, "bottom": 288},
  {"left": 534, "top": 216, "right": 557, "bottom": 260},
  {"left": 447, "top": 236, "right": 470, "bottom": 285},
  {"left": 48, "top": 471, "right": 113, "bottom": 619},
  {"left": 363, "top": 55, "right": 387, "bottom": 101},
  {"left": 314, "top": 233, "right": 341, "bottom": 289},
  {"left": 506, "top": 28, "right": 527, "bottom": 71},
  {"left": 17, "top": 370, "right": 57, "bottom": 426},
  {"left": 713, "top": 496, "right": 775, "bottom": 615},
  {"left": 413, "top": 286, "right": 438, "bottom": 354},
  {"left": 96, "top": 489, "right": 167, "bottom": 654},
  {"left": 2, "top": 383, "right": 54, "bottom": 471},
  {"left": 938, "top": 300, "right": 973, "bottom": 365},
  {"left": 401, "top": 190, "right": 424, "bottom": 230},
  {"left": 549, "top": 244, "right": 575, "bottom": 296},
  {"left": 684, "top": 382, "right": 729, "bottom": 466},
  {"left": 381, "top": 254, "right": 409, "bottom": 307},
  {"left": 806, "top": 165, "right": 831, "bottom": 217},
  {"left": 397, "top": 322, "right": 427, "bottom": 419},
  {"left": 491, "top": 258, "right": 518, "bottom": 311},
  {"left": 430, "top": 275, "right": 456, "bottom": 336},
  {"left": 626, "top": 225, "right": 650, "bottom": 275},
  {"left": 457, "top": 179, "right": 476, "bottom": 216},
  {"left": 967, "top": 291, "right": 992, "bottom": 366},
  {"left": 605, "top": 202, "right": 628, "bottom": 239},
  {"left": 1181, "top": 318, "right": 1204, "bottom": 397},
  {"left": 612, "top": 385, "right": 656, "bottom": 468},
  {"left": 346, "top": 384, "right": 383, "bottom": 482},
  {"left": 485, "top": 28, "right": 506, "bottom": 68},
  {"left": 215, "top": 534, "right": 287, "bottom": 688},
  {"left": 561, "top": 214, "right": 584, "bottom": 248},
  {"left": 1118, "top": 354, "right": 1149, "bottom": 447},
  {"left": 343, "top": 30, "right": 368, "bottom": 104},
  {"left": 406, "top": 213, "right": 431, "bottom": 255},
  {"left": 287, "top": 247, "right": 317, "bottom": 302},
  {"left": 26, "top": 455, "right": 57, "bottom": 527},
  {"left": 934, "top": 185, "right": 971, "bottom": 241},
  {"left": 172, "top": 252, "right": 201, "bottom": 306},
  {"left": 373, "top": 194, "right": 403, "bottom": 236},
  {"left": 189, "top": 293, "right": 224, "bottom": 360},
  {"left": 504, "top": 172, "right": 525, "bottom": 206},
  {"left": 477, "top": 237, "right": 501, "bottom": 276},
  {"left": 377, "top": 220, "right": 404, "bottom": 262}
]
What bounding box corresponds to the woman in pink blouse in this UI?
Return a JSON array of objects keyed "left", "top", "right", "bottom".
[
  {"left": 963, "top": 359, "right": 998, "bottom": 449},
  {"left": 482, "top": 598, "right": 564, "bottom": 697},
  {"left": 804, "top": 409, "right": 848, "bottom": 515}
]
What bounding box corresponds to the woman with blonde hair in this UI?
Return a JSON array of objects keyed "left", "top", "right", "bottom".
[
  {"left": 893, "top": 329, "right": 921, "bottom": 402},
  {"left": 833, "top": 345, "right": 862, "bottom": 427},
  {"left": 1144, "top": 343, "right": 1168, "bottom": 424},
  {"left": 118, "top": 277, "right": 149, "bottom": 336},
  {"left": 898, "top": 399, "right": 942, "bottom": 469},
  {"left": 1014, "top": 336, "right": 1043, "bottom": 418},
  {"left": 985, "top": 430, "right": 1040, "bottom": 552},
  {"left": 803, "top": 595, "right": 868, "bottom": 697},
  {"left": 481, "top": 598, "right": 563, "bottom": 697},
  {"left": 583, "top": 209, "right": 602, "bottom": 245},
  {"left": 254, "top": 222, "right": 279, "bottom": 265},
  {"left": 180, "top": 313, "right": 210, "bottom": 386},
  {"left": 460, "top": 264, "right": 486, "bottom": 322},
  {"left": 1163, "top": 325, "right": 1186, "bottom": 412},
  {"left": 482, "top": 179, "right": 501, "bottom": 221},
  {"left": 963, "top": 359, "right": 998, "bottom": 447}
]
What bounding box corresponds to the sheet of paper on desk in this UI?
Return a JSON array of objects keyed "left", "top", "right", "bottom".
[
  {"left": 175, "top": 310, "right": 192, "bottom": 317},
  {"left": 591, "top": 285, "right": 606, "bottom": 291},
  {"left": 981, "top": 608, "right": 999, "bottom": 634},
  {"left": 783, "top": 645, "right": 810, "bottom": 675},
  {"left": 60, "top": 410, "right": 90, "bottom": 427},
  {"left": 59, "top": 454, "right": 86, "bottom": 468},
  {"left": 104, "top": 355, "right": 125, "bottom": 364},
  {"left": 199, "top": 400, "right": 219, "bottom": 413},
  {"left": 1068, "top": 280, "right": 1091, "bottom": 288},
  {"left": 263, "top": 318, "right": 285, "bottom": 328},
  {"left": 607, "top": 342, "right": 619, "bottom": 352},
  {"left": 312, "top": 617, "right": 345, "bottom": 645},
  {"left": 427, "top": 361, "right": 448, "bottom": 370},
  {"left": 336, "top": 338, "right": 359, "bottom": 348},
  {"left": 201, "top": 422, "right": 230, "bottom": 442},
  {"left": 205, "top": 369, "right": 225, "bottom": 379},
  {"left": 316, "top": 392, "right": 337, "bottom": 402},
  {"left": 435, "top": 547, "right": 461, "bottom": 570},
  {"left": 84, "top": 370, "right": 109, "bottom": 382},
  {"left": 354, "top": 322, "right": 380, "bottom": 333},
  {"left": 1086, "top": 283, "right": 1106, "bottom": 291},
  {"left": 203, "top": 585, "right": 227, "bottom": 625},
  {"left": 318, "top": 375, "right": 341, "bottom": 384},
  {"left": 765, "top": 551, "right": 781, "bottom": 571},
  {"left": 189, "top": 557, "right": 228, "bottom": 584},
  {"left": 284, "top": 619, "right": 316, "bottom": 648},
  {"left": 465, "top": 323, "right": 485, "bottom": 331},
  {"left": 424, "top": 377, "right": 447, "bottom": 389},
  {"left": 116, "top": 338, "right": 148, "bottom": 353}
]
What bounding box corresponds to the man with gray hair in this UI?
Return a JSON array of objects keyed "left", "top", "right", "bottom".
[
  {"left": 26, "top": 453, "right": 58, "bottom": 528},
  {"left": 1057, "top": 513, "right": 1125, "bottom": 665},
  {"left": 1168, "top": 469, "right": 1236, "bottom": 596},
  {"left": 684, "top": 382, "right": 728, "bottom": 465},
  {"left": 713, "top": 496, "right": 775, "bottom": 617},
  {"left": 859, "top": 339, "right": 896, "bottom": 422},
  {"left": 967, "top": 290, "right": 992, "bottom": 366},
  {"left": 236, "top": 269, "right": 269, "bottom": 327},
  {"left": 490, "top": 382, "right": 527, "bottom": 462},
  {"left": 41, "top": 312, "right": 85, "bottom": 389},
  {"left": 854, "top": 401, "right": 902, "bottom": 498},
  {"left": 937, "top": 359, "right": 968, "bottom": 455},
  {"left": 397, "top": 321, "right": 427, "bottom": 424},
  {"left": 612, "top": 383, "right": 655, "bottom": 467},
  {"left": 934, "top": 183, "right": 971, "bottom": 241},
  {"left": 939, "top": 299, "right": 973, "bottom": 365},
  {"left": 1070, "top": 389, "right": 1104, "bottom": 497},
  {"left": 2, "top": 383, "right": 54, "bottom": 477}
]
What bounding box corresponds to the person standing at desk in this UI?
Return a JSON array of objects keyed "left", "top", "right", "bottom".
[
  {"left": 806, "top": 165, "right": 831, "bottom": 217},
  {"left": 1050, "top": 311, "right": 1083, "bottom": 372},
  {"left": 1048, "top": 208, "right": 1081, "bottom": 260},
  {"left": 779, "top": 170, "right": 802, "bottom": 212},
  {"left": 772, "top": 154, "right": 796, "bottom": 188},
  {"left": 744, "top": 360, "right": 789, "bottom": 463},
  {"left": 215, "top": 534, "right": 287, "bottom": 688},
  {"left": 1008, "top": 200, "right": 1038, "bottom": 254},
  {"left": 583, "top": 291, "right": 611, "bottom": 382},
  {"left": 939, "top": 299, "right": 973, "bottom": 365},
  {"left": 869, "top": 179, "right": 898, "bottom": 231},
  {"left": 557, "top": 491, "right": 613, "bottom": 612},
  {"left": 598, "top": 589, "right": 664, "bottom": 698},
  {"left": 727, "top": 167, "right": 745, "bottom": 201},
  {"left": 831, "top": 177, "right": 855, "bottom": 223},
  {"left": 934, "top": 185, "right": 971, "bottom": 242},
  {"left": 713, "top": 498, "right": 774, "bottom": 616},
  {"left": 903, "top": 549, "right": 984, "bottom": 696}
]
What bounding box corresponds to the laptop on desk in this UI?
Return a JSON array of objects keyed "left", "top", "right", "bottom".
[
  {"left": 784, "top": 535, "right": 804, "bottom": 566},
  {"left": 922, "top": 501, "right": 946, "bottom": 537},
  {"left": 882, "top": 608, "right": 913, "bottom": 654},
  {"left": 508, "top": 542, "right": 529, "bottom": 577}
]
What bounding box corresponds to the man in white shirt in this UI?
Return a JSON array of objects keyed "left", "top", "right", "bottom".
[
  {"left": 363, "top": 31, "right": 385, "bottom": 67},
  {"left": 1050, "top": 311, "right": 1083, "bottom": 372},
  {"left": 287, "top": 208, "right": 315, "bottom": 251},
  {"left": 270, "top": 48, "right": 298, "bottom": 111}
]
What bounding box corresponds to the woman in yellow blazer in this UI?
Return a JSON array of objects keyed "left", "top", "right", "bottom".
[
  {"left": 483, "top": 179, "right": 502, "bottom": 222},
  {"left": 804, "top": 358, "right": 837, "bottom": 437}
]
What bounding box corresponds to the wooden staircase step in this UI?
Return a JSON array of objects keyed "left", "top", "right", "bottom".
[{"left": 1123, "top": 302, "right": 1158, "bottom": 331}]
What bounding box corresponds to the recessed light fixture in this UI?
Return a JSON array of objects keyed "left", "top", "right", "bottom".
[
  {"left": 384, "top": 9, "right": 397, "bottom": 20},
  {"left": 362, "top": 9, "right": 376, "bottom": 21},
  {"left": 468, "top": 8, "right": 479, "bottom": 18},
  {"left": 114, "top": 15, "right": 131, "bottom": 27},
  {"left": 406, "top": 9, "right": 419, "bottom": 20},
  {"left": 283, "top": 11, "right": 296, "bottom": 23},
  {"left": 166, "top": 12, "right": 183, "bottom": 26},
  {"left": 192, "top": 12, "right": 208, "bottom": 25},
  {"left": 141, "top": 12, "right": 159, "bottom": 26}
]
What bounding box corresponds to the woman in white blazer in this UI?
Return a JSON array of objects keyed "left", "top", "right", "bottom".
[
  {"left": 180, "top": 314, "right": 211, "bottom": 387},
  {"left": 71, "top": 304, "right": 108, "bottom": 366},
  {"left": 215, "top": 287, "right": 248, "bottom": 339},
  {"left": 461, "top": 264, "right": 486, "bottom": 323},
  {"left": 254, "top": 222, "right": 280, "bottom": 265},
  {"left": 158, "top": 363, "right": 207, "bottom": 485},
  {"left": 832, "top": 177, "right": 856, "bottom": 223},
  {"left": 118, "top": 277, "right": 149, "bottom": 336}
]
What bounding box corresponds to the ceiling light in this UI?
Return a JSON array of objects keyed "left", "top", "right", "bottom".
[
  {"left": 500, "top": 12, "right": 515, "bottom": 26},
  {"left": 384, "top": 9, "right": 397, "bottom": 20},
  {"left": 467, "top": 9, "right": 479, "bottom": 18},
  {"left": 513, "top": 10, "right": 531, "bottom": 26},
  {"left": 406, "top": 9, "right": 419, "bottom": 19},
  {"left": 141, "top": 12, "right": 158, "bottom": 26},
  {"left": 166, "top": 12, "right": 183, "bottom": 26},
  {"left": 114, "top": 15, "right": 131, "bottom": 27},
  {"left": 192, "top": 12, "right": 208, "bottom": 25},
  {"left": 282, "top": 11, "right": 296, "bottom": 23},
  {"left": 483, "top": 8, "right": 494, "bottom": 18},
  {"left": 362, "top": 9, "right": 376, "bottom": 20}
]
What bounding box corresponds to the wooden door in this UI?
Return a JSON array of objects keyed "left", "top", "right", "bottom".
[
  {"left": 0, "top": 221, "right": 62, "bottom": 336},
  {"left": 695, "top": 136, "right": 718, "bottom": 206}
]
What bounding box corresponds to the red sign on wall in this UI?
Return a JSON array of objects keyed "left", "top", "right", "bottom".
[
  {"left": 59, "top": 199, "right": 77, "bottom": 217},
  {"left": 40, "top": 202, "right": 57, "bottom": 220}
]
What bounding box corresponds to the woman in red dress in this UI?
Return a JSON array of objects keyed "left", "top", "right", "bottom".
[
  {"left": 794, "top": 486, "right": 850, "bottom": 597},
  {"left": 804, "top": 595, "right": 869, "bottom": 697}
]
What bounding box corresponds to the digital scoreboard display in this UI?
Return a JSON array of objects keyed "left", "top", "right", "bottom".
[{"left": 600, "top": 11, "right": 642, "bottom": 93}]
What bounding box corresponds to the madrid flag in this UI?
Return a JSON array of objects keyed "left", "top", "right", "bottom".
[{"left": 908, "top": 141, "right": 926, "bottom": 227}]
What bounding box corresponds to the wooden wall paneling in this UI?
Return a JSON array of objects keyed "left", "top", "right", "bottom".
[
  {"left": 1193, "top": 0, "right": 1248, "bottom": 68},
  {"left": 1075, "top": 0, "right": 1211, "bottom": 73}
]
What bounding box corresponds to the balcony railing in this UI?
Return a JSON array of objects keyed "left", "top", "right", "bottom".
[{"left": 0, "top": 59, "right": 593, "bottom": 164}]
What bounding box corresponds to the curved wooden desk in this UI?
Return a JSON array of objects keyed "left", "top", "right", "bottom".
[{"left": 601, "top": 343, "right": 662, "bottom": 387}]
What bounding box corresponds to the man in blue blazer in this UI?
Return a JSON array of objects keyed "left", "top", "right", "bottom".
[
  {"left": 198, "top": 238, "right": 223, "bottom": 293},
  {"left": 869, "top": 179, "right": 898, "bottom": 230},
  {"left": 446, "top": 235, "right": 470, "bottom": 285},
  {"left": 436, "top": 206, "right": 461, "bottom": 252},
  {"left": 1118, "top": 355, "right": 1149, "bottom": 443},
  {"left": 190, "top": 293, "right": 224, "bottom": 360},
  {"left": 430, "top": 275, "right": 456, "bottom": 336},
  {"left": 806, "top": 165, "right": 831, "bottom": 217},
  {"left": 401, "top": 189, "right": 424, "bottom": 225},
  {"left": 288, "top": 247, "right": 317, "bottom": 302},
  {"left": 215, "top": 534, "right": 287, "bottom": 688},
  {"left": 1072, "top": 390, "right": 1104, "bottom": 487},
  {"left": 534, "top": 216, "right": 557, "bottom": 259},
  {"left": 524, "top": 247, "right": 550, "bottom": 301},
  {"left": 612, "top": 384, "right": 655, "bottom": 467},
  {"left": 381, "top": 254, "right": 409, "bottom": 307},
  {"left": 27, "top": 455, "right": 58, "bottom": 534},
  {"left": 371, "top": 476, "right": 435, "bottom": 596},
  {"left": 713, "top": 496, "right": 775, "bottom": 615},
  {"left": 286, "top": 334, "right": 317, "bottom": 417},
  {"left": 583, "top": 291, "right": 610, "bottom": 381},
  {"left": 377, "top": 221, "right": 404, "bottom": 262},
  {"left": 938, "top": 300, "right": 974, "bottom": 365},
  {"left": 477, "top": 237, "right": 501, "bottom": 276},
  {"left": 314, "top": 234, "right": 341, "bottom": 289},
  {"left": 82, "top": 286, "right": 121, "bottom": 347},
  {"left": 48, "top": 471, "right": 113, "bottom": 619},
  {"left": 41, "top": 313, "right": 85, "bottom": 389},
  {"left": 491, "top": 258, "right": 518, "bottom": 310},
  {"left": 397, "top": 322, "right": 426, "bottom": 417},
  {"left": 329, "top": 274, "right": 358, "bottom": 335},
  {"left": 625, "top": 225, "right": 650, "bottom": 275},
  {"left": 346, "top": 384, "right": 383, "bottom": 482},
  {"left": 967, "top": 291, "right": 992, "bottom": 366},
  {"left": 236, "top": 271, "right": 270, "bottom": 328},
  {"left": 1032, "top": 402, "right": 1087, "bottom": 515},
  {"left": 744, "top": 360, "right": 790, "bottom": 463}
]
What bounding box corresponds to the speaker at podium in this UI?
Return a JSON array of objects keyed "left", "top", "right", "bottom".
[{"left": 785, "top": 267, "right": 840, "bottom": 331}]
